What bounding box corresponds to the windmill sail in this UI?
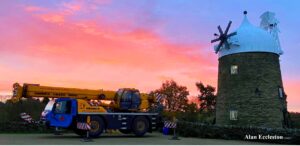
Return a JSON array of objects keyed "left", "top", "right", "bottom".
[
  {"left": 260, "top": 11, "right": 282, "bottom": 54},
  {"left": 211, "top": 21, "right": 237, "bottom": 53},
  {"left": 260, "top": 11, "right": 279, "bottom": 30}
]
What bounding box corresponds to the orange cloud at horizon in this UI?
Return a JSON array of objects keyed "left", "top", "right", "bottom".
[{"left": 283, "top": 79, "right": 300, "bottom": 112}]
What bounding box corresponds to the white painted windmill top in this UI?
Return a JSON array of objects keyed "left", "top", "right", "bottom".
[{"left": 217, "top": 14, "right": 283, "bottom": 58}]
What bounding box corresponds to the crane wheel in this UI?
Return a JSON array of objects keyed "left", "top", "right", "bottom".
[
  {"left": 132, "top": 116, "right": 149, "bottom": 137},
  {"left": 89, "top": 116, "right": 105, "bottom": 137}
]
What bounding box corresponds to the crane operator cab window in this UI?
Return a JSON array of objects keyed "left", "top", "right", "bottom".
[
  {"left": 44, "top": 100, "right": 55, "bottom": 111},
  {"left": 131, "top": 91, "right": 141, "bottom": 109},
  {"left": 120, "top": 90, "right": 132, "bottom": 110},
  {"left": 54, "top": 100, "right": 71, "bottom": 114}
]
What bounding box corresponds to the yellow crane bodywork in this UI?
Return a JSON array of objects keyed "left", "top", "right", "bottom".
[{"left": 12, "top": 83, "right": 154, "bottom": 112}]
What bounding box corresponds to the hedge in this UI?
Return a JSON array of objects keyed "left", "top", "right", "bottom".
[
  {"left": 176, "top": 121, "right": 300, "bottom": 144},
  {"left": 0, "top": 122, "right": 52, "bottom": 133}
]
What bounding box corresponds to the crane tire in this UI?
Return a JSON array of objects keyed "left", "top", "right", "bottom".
[
  {"left": 89, "top": 116, "right": 105, "bottom": 137},
  {"left": 132, "top": 116, "right": 149, "bottom": 137}
]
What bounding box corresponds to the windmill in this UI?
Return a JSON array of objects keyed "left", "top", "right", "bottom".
[{"left": 211, "top": 21, "right": 237, "bottom": 53}]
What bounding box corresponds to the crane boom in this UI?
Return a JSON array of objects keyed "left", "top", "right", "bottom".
[
  {"left": 12, "top": 83, "right": 155, "bottom": 111},
  {"left": 12, "top": 83, "right": 116, "bottom": 102}
]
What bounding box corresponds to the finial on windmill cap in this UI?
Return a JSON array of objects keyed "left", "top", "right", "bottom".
[{"left": 243, "top": 11, "right": 247, "bottom": 15}]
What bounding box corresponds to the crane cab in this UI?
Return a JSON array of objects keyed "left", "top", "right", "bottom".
[{"left": 41, "top": 98, "right": 77, "bottom": 128}]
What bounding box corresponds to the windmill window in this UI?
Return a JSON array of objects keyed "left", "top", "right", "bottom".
[
  {"left": 278, "top": 87, "right": 284, "bottom": 98},
  {"left": 230, "top": 65, "right": 238, "bottom": 75},
  {"left": 230, "top": 110, "right": 238, "bottom": 120}
]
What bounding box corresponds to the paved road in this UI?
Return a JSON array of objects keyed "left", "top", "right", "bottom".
[{"left": 0, "top": 132, "right": 266, "bottom": 145}]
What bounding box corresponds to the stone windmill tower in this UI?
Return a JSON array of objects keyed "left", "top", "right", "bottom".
[{"left": 211, "top": 11, "right": 288, "bottom": 128}]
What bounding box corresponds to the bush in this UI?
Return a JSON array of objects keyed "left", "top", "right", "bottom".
[
  {"left": 0, "top": 99, "right": 45, "bottom": 122},
  {"left": 290, "top": 112, "right": 300, "bottom": 129},
  {"left": 0, "top": 98, "right": 48, "bottom": 133},
  {"left": 0, "top": 122, "right": 52, "bottom": 133}
]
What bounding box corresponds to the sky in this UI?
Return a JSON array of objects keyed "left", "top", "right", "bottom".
[{"left": 0, "top": 0, "right": 299, "bottom": 112}]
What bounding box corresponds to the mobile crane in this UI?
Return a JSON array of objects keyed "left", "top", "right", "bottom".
[{"left": 12, "top": 83, "right": 159, "bottom": 137}]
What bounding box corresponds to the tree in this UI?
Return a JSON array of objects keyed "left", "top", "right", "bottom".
[
  {"left": 180, "top": 103, "right": 199, "bottom": 121},
  {"left": 184, "top": 103, "right": 198, "bottom": 113},
  {"left": 196, "top": 82, "right": 216, "bottom": 113},
  {"left": 153, "top": 80, "right": 189, "bottom": 112}
]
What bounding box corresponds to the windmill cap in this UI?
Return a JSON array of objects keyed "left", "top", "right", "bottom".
[{"left": 216, "top": 12, "right": 283, "bottom": 58}]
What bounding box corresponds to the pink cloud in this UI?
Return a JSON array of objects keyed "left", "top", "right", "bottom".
[
  {"left": 24, "top": 6, "right": 44, "bottom": 12},
  {"left": 39, "top": 13, "right": 66, "bottom": 24},
  {"left": 62, "top": 2, "right": 81, "bottom": 12}
]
